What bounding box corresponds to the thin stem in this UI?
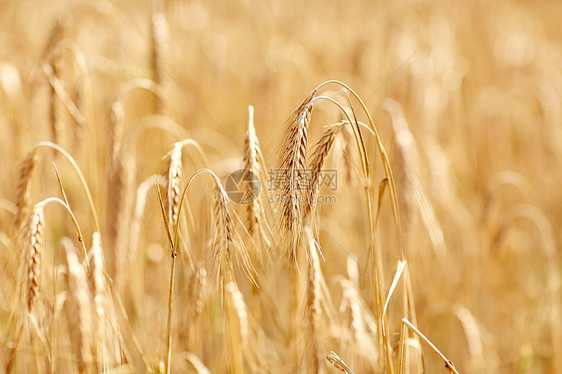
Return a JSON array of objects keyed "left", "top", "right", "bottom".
[
  {"left": 397, "top": 318, "right": 407, "bottom": 374},
  {"left": 40, "top": 197, "right": 87, "bottom": 260},
  {"left": 156, "top": 181, "right": 176, "bottom": 374},
  {"left": 165, "top": 256, "right": 176, "bottom": 374},
  {"left": 402, "top": 318, "right": 461, "bottom": 374},
  {"left": 52, "top": 162, "right": 88, "bottom": 263}
]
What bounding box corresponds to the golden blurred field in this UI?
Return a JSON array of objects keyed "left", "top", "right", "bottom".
[{"left": 1, "top": 0, "right": 562, "bottom": 373}]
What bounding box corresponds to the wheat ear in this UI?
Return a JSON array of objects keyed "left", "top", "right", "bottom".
[
  {"left": 305, "top": 122, "right": 346, "bottom": 220},
  {"left": 305, "top": 228, "right": 322, "bottom": 373},
  {"left": 225, "top": 281, "right": 247, "bottom": 374},
  {"left": 150, "top": 0, "right": 169, "bottom": 114},
  {"left": 48, "top": 56, "right": 65, "bottom": 148},
  {"left": 89, "top": 232, "right": 106, "bottom": 365},
  {"left": 243, "top": 105, "right": 260, "bottom": 234},
  {"left": 167, "top": 142, "right": 183, "bottom": 229},
  {"left": 63, "top": 240, "right": 93, "bottom": 374},
  {"left": 280, "top": 92, "right": 314, "bottom": 259},
  {"left": 26, "top": 203, "right": 45, "bottom": 312},
  {"left": 242, "top": 105, "right": 271, "bottom": 242},
  {"left": 15, "top": 149, "right": 38, "bottom": 229},
  {"left": 242, "top": 105, "right": 270, "bottom": 322},
  {"left": 213, "top": 176, "right": 237, "bottom": 288},
  {"left": 26, "top": 196, "right": 87, "bottom": 313},
  {"left": 107, "top": 153, "right": 136, "bottom": 283},
  {"left": 326, "top": 351, "right": 354, "bottom": 374}
]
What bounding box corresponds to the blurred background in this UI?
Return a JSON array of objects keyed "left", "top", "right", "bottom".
[{"left": 1, "top": 0, "right": 562, "bottom": 373}]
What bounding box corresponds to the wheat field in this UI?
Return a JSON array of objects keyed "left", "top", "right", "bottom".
[{"left": 1, "top": 0, "right": 562, "bottom": 373}]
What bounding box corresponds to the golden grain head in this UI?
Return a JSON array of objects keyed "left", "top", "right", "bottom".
[{"left": 26, "top": 204, "right": 44, "bottom": 312}]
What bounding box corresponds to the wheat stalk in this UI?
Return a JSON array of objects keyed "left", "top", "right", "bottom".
[
  {"left": 155, "top": 178, "right": 177, "bottom": 374},
  {"left": 401, "top": 318, "right": 461, "bottom": 374}
]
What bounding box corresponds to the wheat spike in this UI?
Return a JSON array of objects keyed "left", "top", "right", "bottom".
[
  {"left": 243, "top": 105, "right": 261, "bottom": 236},
  {"left": 89, "top": 233, "right": 105, "bottom": 319},
  {"left": 108, "top": 101, "right": 125, "bottom": 169},
  {"left": 305, "top": 229, "right": 322, "bottom": 373},
  {"left": 305, "top": 122, "right": 345, "bottom": 220},
  {"left": 26, "top": 203, "right": 44, "bottom": 312},
  {"left": 225, "top": 281, "right": 246, "bottom": 374},
  {"left": 64, "top": 241, "right": 93, "bottom": 373},
  {"left": 242, "top": 105, "right": 270, "bottom": 323},
  {"left": 326, "top": 351, "right": 354, "bottom": 374},
  {"left": 213, "top": 179, "right": 236, "bottom": 287},
  {"left": 226, "top": 281, "right": 249, "bottom": 343},
  {"left": 189, "top": 267, "right": 207, "bottom": 320},
  {"left": 210, "top": 174, "right": 255, "bottom": 290},
  {"left": 167, "top": 142, "right": 183, "bottom": 228},
  {"left": 280, "top": 93, "right": 314, "bottom": 258},
  {"left": 150, "top": 0, "right": 169, "bottom": 114},
  {"left": 15, "top": 149, "right": 38, "bottom": 228},
  {"left": 48, "top": 58, "right": 65, "bottom": 148},
  {"left": 107, "top": 153, "right": 136, "bottom": 283},
  {"left": 88, "top": 232, "right": 106, "bottom": 366},
  {"left": 341, "top": 124, "right": 356, "bottom": 184}
]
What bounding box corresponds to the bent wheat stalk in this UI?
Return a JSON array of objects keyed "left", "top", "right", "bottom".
[
  {"left": 307, "top": 82, "right": 402, "bottom": 372},
  {"left": 401, "top": 318, "right": 461, "bottom": 374},
  {"left": 156, "top": 179, "right": 176, "bottom": 374},
  {"left": 22, "top": 142, "right": 100, "bottom": 232}
]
